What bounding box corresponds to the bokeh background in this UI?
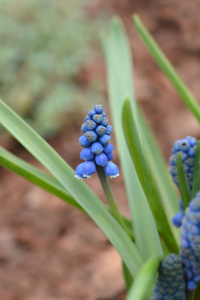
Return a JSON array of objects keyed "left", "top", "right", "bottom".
[{"left": 0, "top": 0, "right": 200, "bottom": 299}]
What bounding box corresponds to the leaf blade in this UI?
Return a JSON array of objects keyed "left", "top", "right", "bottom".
[
  {"left": 126, "top": 255, "right": 162, "bottom": 300},
  {"left": 122, "top": 98, "right": 179, "bottom": 253},
  {"left": 133, "top": 15, "right": 200, "bottom": 122},
  {"left": 103, "top": 17, "right": 163, "bottom": 259},
  {"left": 177, "top": 153, "right": 191, "bottom": 210}
]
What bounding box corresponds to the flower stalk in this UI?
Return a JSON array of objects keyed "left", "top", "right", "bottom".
[{"left": 96, "top": 165, "right": 126, "bottom": 232}]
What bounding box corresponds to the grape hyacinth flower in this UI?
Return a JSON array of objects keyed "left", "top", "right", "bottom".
[
  {"left": 75, "top": 105, "right": 119, "bottom": 179},
  {"left": 172, "top": 199, "right": 184, "bottom": 228},
  {"left": 179, "top": 192, "right": 200, "bottom": 290},
  {"left": 169, "top": 136, "right": 197, "bottom": 191},
  {"left": 151, "top": 254, "right": 186, "bottom": 300}
]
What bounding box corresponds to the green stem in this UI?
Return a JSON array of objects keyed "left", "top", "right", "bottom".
[
  {"left": 96, "top": 165, "right": 127, "bottom": 232},
  {"left": 186, "top": 290, "right": 195, "bottom": 300},
  {"left": 193, "top": 285, "right": 200, "bottom": 300}
]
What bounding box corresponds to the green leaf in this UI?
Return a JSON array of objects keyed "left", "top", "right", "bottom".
[
  {"left": 0, "top": 99, "right": 142, "bottom": 277},
  {"left": 177, "top": 153, "right": 191, "bottom": 210},
  {"left": 126, "top": 255, "right": 162, "bottom": 300},
  {"left": 122, "top": 261, "right": 134, "bottom": 291},
  {"left": 0, "top": 146, "right": 83, "bottom": 211},
  {"left": 192, "top": 141, "right": 200, "bottom": 198},
  {"left": 122, "top": 98, "right": 179, "bottom": 253},
  {"left": 133, "top": 15, "right": 200, "bottom": 123},
  {"left": 138, "top": 108, "right": 179, "bottom": 235},
  {"left": 0, "top": 146, "right": 135, "bottom": 239},
  {"left": 102, "top": 17, "right": 163, "bottom": 259}
]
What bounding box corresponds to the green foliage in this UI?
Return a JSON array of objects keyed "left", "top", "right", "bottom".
[{"left": 0, "top": 0, "right": 104, "bottom": 137}]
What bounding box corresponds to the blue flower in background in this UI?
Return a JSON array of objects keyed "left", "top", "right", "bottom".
[
  {"left": 75, "top": 105, "right": 119, "bottom": 179},
  {"left": 151, "top": 254, "right": 186, "bottom": 300},
  {"left": 169, "top": 136, "right": 197, "bottom": 191},
  {"left": 179, "top": 192, "right": 200, "bottom": 290}
]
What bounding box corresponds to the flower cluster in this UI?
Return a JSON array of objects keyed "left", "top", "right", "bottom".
[
  {"left": 179, "top": 192, "right": 200, "bottom": 290},
  {"left": 169, "top": 136, "right": 197, "bottom": 191},
  {"left": 75, "top": 104, "right": 119, "bottom": 179},
  {"left": 151, "top": 254, "right": 186, "bottom": 300}
]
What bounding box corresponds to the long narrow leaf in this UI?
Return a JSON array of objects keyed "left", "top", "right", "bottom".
[
  {"left": 177, "top": 153, "right": 191, "bottom": 210},
  {"left": 102, "top": 17, "right": 163, "bottom": 259},
  {"left": 122, "top": 98, "right": 179, "bottom": 253},
  {"left": 133, "top": 15, "right": 200, "bottom": 122},
  {"left": 138, "top": 108, "right": 179, "bottom": 232},
  {"left": 0, "top": 147, "right": 134, "bottom": 238},
  {"left": 126, "top": 256, "right": 162, "bottom": 300},
  {"left": 0, "top": 99, "right": 142, "bottom": 276},
  {"left": 192, "top": 141, "right": 200, "bottom": 198}
]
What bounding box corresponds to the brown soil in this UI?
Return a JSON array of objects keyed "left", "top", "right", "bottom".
[{"left": 1, "top": 1, "right": 200, "bottom": 299}]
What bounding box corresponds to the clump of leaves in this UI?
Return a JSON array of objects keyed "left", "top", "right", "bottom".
[{"left": 0, "top": 0, "right": 104, "bottom": 137}]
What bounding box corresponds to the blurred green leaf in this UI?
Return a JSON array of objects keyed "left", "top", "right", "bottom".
[
  {"left": 102, "top": 17, "right": 163, "bottom": 260},
  {"left": 122, "top": 98, "right": 178, "bottom": 253},
  {"left": 126, "top": 255, "right": 162, "bottom": 300},
  {"left": 133, "top": 15, "right": 200, "bottom": 122},
  {"left": 0, "top": 99, "right": 143, "bottom": 276},
  {"left": 138, "top": 108, "right": 179, "bottom": 241},
  {"left": 122, "top": 261, "right": 134, "bottom": 291}
]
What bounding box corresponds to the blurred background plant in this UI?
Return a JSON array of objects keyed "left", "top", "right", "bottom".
[{"left": 0, "top": 0, "right": 105, "bottom": 139}]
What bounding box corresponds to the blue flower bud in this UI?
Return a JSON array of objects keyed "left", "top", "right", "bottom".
[
  {"left": 101, "top": 111, "right": 106, "bottom": 117},
  {"left": 80, "top": 148, "right": 94, "bottom": 160},
  {"left": 79, "top": 135, "right": 91, "bottom": 147},
  {"left": 99, "top": 134, "right": 111, "bottom": 146},
  {"left": 152, "top": 254, "right": 186, "bottom": 300},
  {"left": 188, "top": 146, "right": 196, "bottom": 157},
  {"left": 85, "top": 131, "right": 97, "bottom": 142},
  {"left": 96, "top": 125, "right": 106, "bottom": 136},
  {"left": 105, "top": 125, "right": 112, "bottom": 135},
  {"left": 107, "top": 152, "right": 113, "bottom": 161},
  {"left": 104, "top": 143, "right": 114, "bottom": 154},
  {"left": 84, "top": 115, "right": 91, "bottom": 122},
  {"left": 75, "top": 163, "right": 85, "bottom": 179},
  {"left": 169, "top": 166, "right": 177, "bottom": 176},
  {"left": 85, "top": 120, "right": 97, "bottom": 131},
  {"left": 186, "top": 136, "right": 197, "bottom": 146},
  {"left": 81, "top": 122, "right": 88, "bottom": 133},
  {"left": 93, "top": 114, "right": 103, "bottom": 124},
  {"left": 172, "top": 211, "right": 184, "bottom": 228},
  {"left": 82, "top": 161, "right": 96, "bottom": 178},
  {"left": 91, "top": 142, "right": 104, "bottom": 154},
  {"left": 94, "top": 104, "right": 104, "bottom": 114},
  {"left": 95, "top": 153, "right": 108, "bottom": 166},
  {"left": 179, "top": 139, "right": 190, "bottom": 152},
  {"left": 88, "top": 109, "right": 96, "bottom": 117},
  {"left": 184, "top": 157, "right": 195, "bottom": 167},
  {"left": 101, "top": 117, "right": 109, "bottom": 126},
  {"left": 104, "top": 161, "right": 119, "bottom": 178}
]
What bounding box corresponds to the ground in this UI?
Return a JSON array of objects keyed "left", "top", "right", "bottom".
[{"left": 1, "top": 0, "right": 200, "bottom": 299}]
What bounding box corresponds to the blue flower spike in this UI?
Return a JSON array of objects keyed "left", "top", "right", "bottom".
[
  {"left": 169, "top": 136, "right": 197, "bottom": 190},
  {"left": 75, "top": 105, "right": 119, "bottom": 179},
  {"left": 151, "top": 254, "right": 186, "bottom": 300},
  {"left": 179, "top": 192, "right": 200, "bottom": 290}
]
